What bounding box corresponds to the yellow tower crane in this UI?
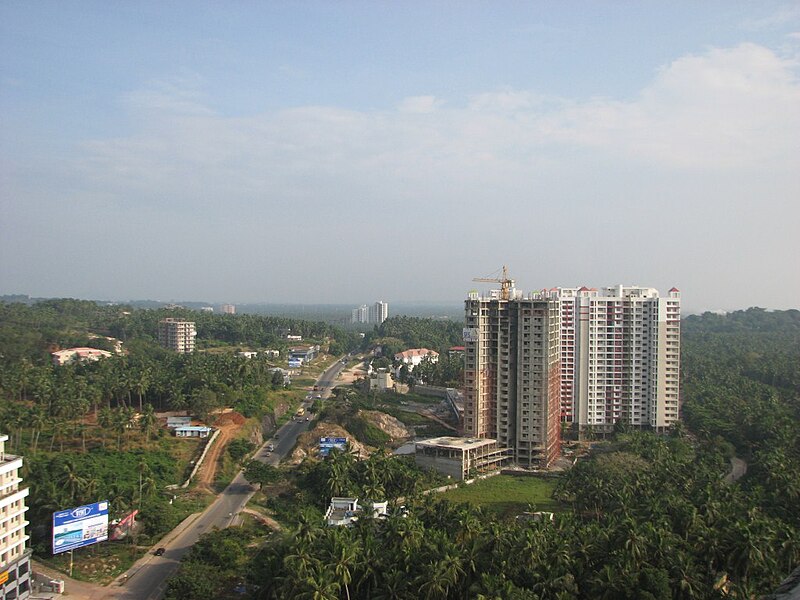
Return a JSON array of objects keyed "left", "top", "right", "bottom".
[{"left": 473, "top": 265, "right": 515, "bottom": 300}]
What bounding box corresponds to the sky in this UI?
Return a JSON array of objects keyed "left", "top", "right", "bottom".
[{"left": 1, "top": 2, "right": 799, "bottom": 313}]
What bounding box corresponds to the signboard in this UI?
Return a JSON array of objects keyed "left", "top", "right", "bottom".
[
  {"left": 319, "top": 437, "right": 347, "bottom": 457},
  {"left": 463, "top": 327, "right": 479, "bottom": 343},
  {"left": 0, "top": 570, "right": 8, "bottom": 586},
  {"left": 52, "top": 501, "right": 109, "bottom": 554}
]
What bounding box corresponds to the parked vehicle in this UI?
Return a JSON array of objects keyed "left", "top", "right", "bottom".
[{"left": 155, "top": 547, "right": 166, "bottom": 556}]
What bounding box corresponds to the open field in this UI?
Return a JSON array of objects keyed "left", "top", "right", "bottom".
[{"left": 440, "top": 474, "right": 562, "bottom": 518}]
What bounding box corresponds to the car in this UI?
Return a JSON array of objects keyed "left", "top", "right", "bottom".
[
  {"left": 267, "top": 444, "right": 274, "bottom": 451},
  {"left": 305, "top": 417, "right": 310, "bottom": 421},
  {"left": 315, "top": 394, "right": 322, "bottom": 399},
  {"left": 154, "top": 547, "right": 166, "bottom": 556}
]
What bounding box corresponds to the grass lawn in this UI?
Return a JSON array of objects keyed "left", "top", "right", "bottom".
[{"left": 440, "top": 474, "right": 562, "bottom": 518}]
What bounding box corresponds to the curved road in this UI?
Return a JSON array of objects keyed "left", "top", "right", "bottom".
[{"left": 115, "top": 357, "right": 348, "bottom": 600}]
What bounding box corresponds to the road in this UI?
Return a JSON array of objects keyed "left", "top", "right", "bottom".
[{"left": 114, "top": 357, "right": 348, "bottom": 600}]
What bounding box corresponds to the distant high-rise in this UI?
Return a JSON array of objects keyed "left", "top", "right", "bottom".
[
  {"left": 158, "top": 318, "right": 197, "bottom": 353},
  {"left": 463, "top": 291, "right": 561, "bottom": 468},
  {"left": 0, "top": 433, "right": 31, "bottom": 600},
  {"left": 370, "top": 301, "right": 389, "bottom": 325},
  {"left": 546, "top": 286, "right": 681, "bottom": 433},
  {"left": 220, "top": 304, "right": 236, "bottom": 315},
  {"left": 351, "top": 305, "right": 369, "bottom": 324}
]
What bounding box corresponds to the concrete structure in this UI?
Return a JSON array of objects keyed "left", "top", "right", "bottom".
[
  {"left": 463, "top": 291, "right": 562, "bottom": 468},
  {"left": 157, "top": 319, "right": 197, "bottom": 353},
  {"left": 370, "top": 301, "right": 389, "bottom": 325},
  {"left": 394, "top": 348, "right": 439, "bottom": 371},
  {"left": 324, "top": 498, "right": 388, "bottom": 527},
  {"left": 236, "top": 351, "right": 258, "bottom": 359},
  {"left": 351, "top": 304, "right": 369, "bottom": 324},
  {"left": 545, "top": 286, "right": 681, "bottom": 433},
  {"left": 288, "top": 345, "right": 318, "bottom": 367},
  {"left": 51, "top": 347, "right": 112, "bottom": 366},
  {"left": 369, "top": 368, "right": 394, "bottom": 392},
  {"left": 415, "top": 436, "right": 511, "bottom": 480},
  {"left": 165, "top": 416, "right": 192, "bottom": 429},
  {"left": 263, "top": 349, "right": 280, "bottom": 358},
  {"left": 174, "top": 426, "right": 212, "bottom": 438},
  {"left": 220, "top": 304, "right": 236, "bottom": 315},
  {"left": 0, "top": 434, "right": 31, "bottom": 600}
]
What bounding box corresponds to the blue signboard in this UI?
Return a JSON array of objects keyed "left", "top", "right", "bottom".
[
  {"left": 319, "top": 437, "right": 348, "bottom": 457},
  {"left": 52, "top": 501, "right": 109, "bottom": 554}
]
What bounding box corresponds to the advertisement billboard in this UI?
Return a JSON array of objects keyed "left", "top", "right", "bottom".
[
  {"left": 463, "top": 328, "right": 479, "bottom": 343},
  {"left": 52, "top": 501, "right": 109, "bottom": 554},
  {"left": 319, "top": 437, "right": 347, "bottom": 457}
]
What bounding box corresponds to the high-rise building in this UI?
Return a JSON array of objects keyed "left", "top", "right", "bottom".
[
  {"left": 157, "top": 318, "right": 197, "bottom": 353},
  {"left": 220, "top": 304, "right": 236, "bottom": 315},
  {"left": 351, "top": 305, "right": 369, "bottom": 324},
  {"left": 463, "top": 291, "right": 561, "bottom": 468},
  {"left": 370, "top": 301, "right": 389, "bottom": 325},
  {"left": 0, "top": 434, "right": 31, "bottom": 600},
  {"left": 546, "top": 286, "right": 681, "bottom": 433}
]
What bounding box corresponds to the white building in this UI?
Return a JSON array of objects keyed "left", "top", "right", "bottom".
[
  {"left": 324, "top": 498, "right": 388, "bottom": 527},
  {"left": 544, "top": 286, "right": 681, "bottom": 433},
  {"left": 51, "top": 347, "right": 112, "bottom": 366},
  {"left": 351, "top": 305, "right": 369, "bottom": 324},
  {"left": 394, "top": 348, "right": 439, "bottom": 371},
  {"left": 157, "top": 319, "right": 197, "bottom": 353},
  {"left": 220, "top": 304, "right": 236, "bottom": 315},
  {"left": 370, "top": 301, "right": 389, "bottom": 325},
  {"left": 0, "top": 434, "right": 31, "bottom": 600}
]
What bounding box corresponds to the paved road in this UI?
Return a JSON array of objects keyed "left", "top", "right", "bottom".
[{"left": 113, "top": 357, "right": 348, "bottom": 600}]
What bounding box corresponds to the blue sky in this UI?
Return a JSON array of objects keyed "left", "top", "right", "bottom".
[{"left": 2, "top": 2, "right": 799, "bottom": 311}]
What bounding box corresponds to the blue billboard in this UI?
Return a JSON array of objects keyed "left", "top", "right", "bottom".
[
  {"left": 52, "top": 501, "right": 109, "bottom": 554},
  {"left": 319, "top": 437, "right": 347, "bottom": 457}
]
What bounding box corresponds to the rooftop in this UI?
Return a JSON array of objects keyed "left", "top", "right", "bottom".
[{"left": 416, "top": 436, "right": 496, "bottom": 451}]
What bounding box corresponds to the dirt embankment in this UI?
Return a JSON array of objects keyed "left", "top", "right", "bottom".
[
  {"left": 360, "top": 410, "right": 411, "bottom": 439},
  {"left": 195, "top": 411, "right": 247, "bottom": 490}
]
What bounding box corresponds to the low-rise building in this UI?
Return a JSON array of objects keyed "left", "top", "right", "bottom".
[
  {"left": 166, "top": 416, "right": 192, "bottom": 429},
  {"left": 415, "top": 436, "right": 512, "bottom": 481},
  {"left": 324, "top": 498, "right": 388, "bottom": 527},
  {"left": 394, "top": 348, "right": 439, "bottom": 371},
  {"left": 369, "top": 368, "right": 394, "bottom": 392},
  {"left": 51, "top": 347, "right": 112, "bottom": 366},
  {"left": 174, "top": 426, "right": 212, "bottom": 438}
]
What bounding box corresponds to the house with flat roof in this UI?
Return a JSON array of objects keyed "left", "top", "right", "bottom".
[
  {"left": 324, "top": 498, "right": 389, "bottom": 527},
  {"left": 415, "top": 436, "right": 512, "bottom": 481}
]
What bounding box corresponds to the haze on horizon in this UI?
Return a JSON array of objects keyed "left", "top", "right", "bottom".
[{"left": 1, "top": 2, "right": 799, "bottom": 314}]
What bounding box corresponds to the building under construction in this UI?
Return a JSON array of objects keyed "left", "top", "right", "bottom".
[{"left": 463, "top": 269, "right": 561, "bottom": 469}]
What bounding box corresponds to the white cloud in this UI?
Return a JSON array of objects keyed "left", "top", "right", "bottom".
[
  {"left": 397, "top": 95, "right": 443, "bottom": 113},
  {"left": 75, "top": 43, "right": 799, "bottom": 212}
]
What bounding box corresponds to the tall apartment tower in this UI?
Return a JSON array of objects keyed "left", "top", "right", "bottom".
[
  {"left": 549, "top": 286, "right": 681, "bottom": 433},
  {"left": 0, "top": 434, "right": 31, "bottom": 600},
  {"left": 370, "top": 301, "right": 389, "bottom": 325},
  {"left": 220, "top": 304, "right": 236, "bottom": 315},
  {"left": 157, "top": 318, "right": 197, "bottom": 353},
  {"left": 463, "top": 291, "right": 561, "bottom": 468},
  {"left": 351, "top": 305, "right": 369, "bottom": 324}
]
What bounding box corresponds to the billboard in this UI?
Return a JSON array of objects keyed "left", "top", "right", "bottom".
[
  {"left": 463, "top": 328, "right": 479, "bottom": 343},
  {"left": 52, "top": 501, "right": 109, "bottom": 554},
  {"left": 319, "top": 437, "right": 347, "bottom": 457}
]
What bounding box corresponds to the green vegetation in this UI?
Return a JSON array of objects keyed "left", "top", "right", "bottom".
[
  {"left": 441, "top": 474, "right": 560, "bottom": 517},
  {"left": 0, "top": 298, "right": 358, "bottom": 569},
  {"left": 365, "top": 315, "right": 463, "bottom": 354}
]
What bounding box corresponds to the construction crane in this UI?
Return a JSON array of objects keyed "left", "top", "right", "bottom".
[{"left": 473, "top": 265, "right": 515, "bottom": 300}]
